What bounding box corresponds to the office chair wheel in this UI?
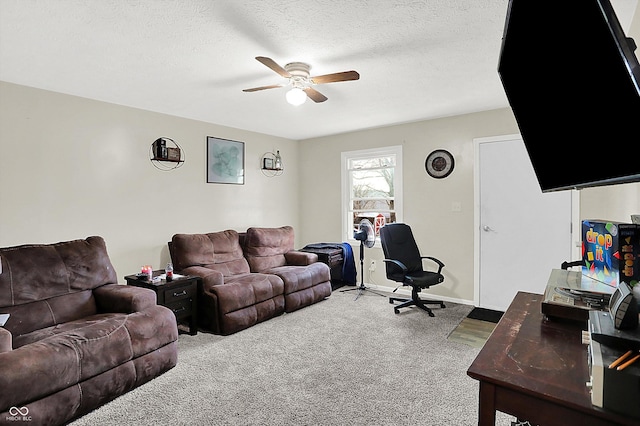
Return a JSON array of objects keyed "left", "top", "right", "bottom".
[
  {"left": 394, "top": 307, "right": 400, "bottom": 314},
  {"left": 440, "top": 302, "right": 446, "bottom": 308}
]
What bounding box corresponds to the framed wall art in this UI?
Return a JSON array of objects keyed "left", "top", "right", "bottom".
[{"left": 206, "top": 137, "right": 245, "bottom": 184}]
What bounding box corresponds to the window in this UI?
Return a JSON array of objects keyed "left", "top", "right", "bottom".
[{"left": 341, "top": 146, "right": 403, "bottom": 242}]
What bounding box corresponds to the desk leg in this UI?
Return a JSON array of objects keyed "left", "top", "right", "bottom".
[{"left": 478, "top": 382, "right": 496, "bottom": 426}]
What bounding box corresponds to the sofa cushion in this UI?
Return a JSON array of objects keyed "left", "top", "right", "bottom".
[
  {"left": 0, "top": 236, "right": 117, "bottom": 305},
  {"left": 268, "top": 263, "right": 331, "bottom": 295},
  {"left": 215, "top": 273, "right": 284, "bottom": 313},
  {"left": 0, "top": 305, "right": 177, "bottom": 411},
  {"left": 0, "top": 236, "right": 117, "bottom": 337},
  {"left": 1, "top": 290, "right": 97, "bottom": 338},
  {"left": 269, "top": 263, "right": 332, "bottom": 313},
  {"left": 198, "top": 271, "right": 285, "bottom": 335},
  {"left": 244, "top": 226, "right": 295, "bottom": 272},
  {"left": 172, "top": 230, "right": 250, "bottom": 276},
  {"left": 0, "top": 328, "right": 10, "bottom": 353},
  {"left": 0, "top": 344, "right": 178, "bottom": 425}
]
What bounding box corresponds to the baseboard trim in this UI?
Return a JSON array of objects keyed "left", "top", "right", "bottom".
[{"left": 342, "top": 283, "right": 475, "bottom": 307}]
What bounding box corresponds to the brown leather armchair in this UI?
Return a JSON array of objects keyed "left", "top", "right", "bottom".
[{"left": 0, "top": 236, "right": 178, "bottom": 425}]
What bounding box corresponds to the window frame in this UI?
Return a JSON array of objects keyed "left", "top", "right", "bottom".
[{"left": 341, "top": 145, "right": 403, "bottom": 245}]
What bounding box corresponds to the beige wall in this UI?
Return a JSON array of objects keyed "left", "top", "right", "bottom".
[
  {"left": 0, "top": 81, "right": 298, "bottom": 276},
  {"left": 580, "top": 184, "right": 640, "bottom": 222},
  {"left": 297, "top": 5, "right": 640, "bottom": 304},
  {"left": 1, "top": 81, "right": 638, "bottom": 305},
  {"left": 298, "top": 110, "right": 520, "bottom": 303},
  {"left": 298, "top": 113, "right": 639, "bottom": 304}
]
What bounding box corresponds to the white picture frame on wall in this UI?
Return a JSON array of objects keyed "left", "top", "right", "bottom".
[{"left": 206, "top": 136, "right": 245, "bottom": 185}]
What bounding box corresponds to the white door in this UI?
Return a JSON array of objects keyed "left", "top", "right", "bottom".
[{"left": 475, "top": 135, "right": 574, "bottom": 311}]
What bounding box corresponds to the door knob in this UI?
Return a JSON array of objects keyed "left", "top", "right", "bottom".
[{"left": 483, "top": 225, "right": 495, "bottom": 232}]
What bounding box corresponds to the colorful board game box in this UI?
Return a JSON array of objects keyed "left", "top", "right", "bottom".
[{"left": 582, "top": 220, "right": 640, "bottom": 288}]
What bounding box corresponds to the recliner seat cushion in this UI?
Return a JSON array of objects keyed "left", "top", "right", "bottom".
[
  {"left": 268, "top": 263, "right": 329, "bottom": 295},
  {"left": 0, "top": 343, "right": 178, "bottom": 425},
  {"left": 0, "top": 305, "right": 177, "bottom": 411},
  {"left": 216, "top": 273, "right": 284, "bottom": 312}
]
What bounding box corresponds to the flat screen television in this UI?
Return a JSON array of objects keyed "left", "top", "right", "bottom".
[{"left": 498, "top": 0, "right": 640, "bottom": 192}]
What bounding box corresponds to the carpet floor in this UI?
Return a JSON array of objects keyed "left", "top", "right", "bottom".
[{"left": 70, "top": 288, "right": 514, "bottom": 426}]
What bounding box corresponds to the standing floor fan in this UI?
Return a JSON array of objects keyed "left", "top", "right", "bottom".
[{"left": 342, "top": 219, "right": 386, "bottom": 301}]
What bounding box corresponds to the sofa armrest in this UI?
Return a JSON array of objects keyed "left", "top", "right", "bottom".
[
  {"left": 285, "top": 250, "right": 318, "bottom": 266},
  {"left": 94, "top": 283, "right": 157, "bottom": 313},
  {"left": 180, "top": 266, "right": 224, "bottom": 290},
  {"left": 0, "top": 327, "right": 11, "bottom": 353}
]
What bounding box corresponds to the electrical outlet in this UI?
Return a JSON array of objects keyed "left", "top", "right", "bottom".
[{"left": 369, "top": 260, "right": 376, "bottom": 271}]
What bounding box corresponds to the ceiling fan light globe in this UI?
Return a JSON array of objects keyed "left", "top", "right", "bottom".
[{"left": 286, "top": 87, "right": 306, "bottom": 106}]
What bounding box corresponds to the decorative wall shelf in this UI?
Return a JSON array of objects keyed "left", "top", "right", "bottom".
[
  {"left": 150, "top": 137, "right": 185, "bottom": 171},
  {"left": 260, "top": 151, "right": 283, "bottom": 177}
]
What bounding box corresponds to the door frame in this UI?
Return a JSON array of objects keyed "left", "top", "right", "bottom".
[{"left": 472, "top": 134, "right": 582, "bottom": 307}]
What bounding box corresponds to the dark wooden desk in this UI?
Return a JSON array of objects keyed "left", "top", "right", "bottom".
[{"left": 467, "top": 291, "right": 635, "bottom": 426}]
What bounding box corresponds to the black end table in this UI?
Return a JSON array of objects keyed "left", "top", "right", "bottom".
[{"left": 125, "top": 270, "right": 199, "bottom": 335}]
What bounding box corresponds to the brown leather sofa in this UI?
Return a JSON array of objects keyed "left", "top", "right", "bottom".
[
  {"left": 0, "top": 237, "right": 178, "bottom": 425},
  {"left": 170, "top": 227, "right": 331, "bottom": 335},
  {"left": 170, "top": 229, "right": 285, "bottom": 336}
]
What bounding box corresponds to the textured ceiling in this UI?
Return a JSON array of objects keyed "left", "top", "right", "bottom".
[{"left": 0, "top": 0, "right": 637, "bottom": 140}]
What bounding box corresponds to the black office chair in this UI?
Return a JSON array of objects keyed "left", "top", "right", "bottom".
[{"left": 380, "top": 223, "right": 446, "bottom": 316}]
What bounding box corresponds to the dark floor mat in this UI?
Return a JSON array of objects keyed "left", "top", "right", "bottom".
[{"left": 467, "top": 307, "right": 504, "bottom": 323}]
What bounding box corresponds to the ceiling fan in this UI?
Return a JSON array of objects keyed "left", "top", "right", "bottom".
[{"left": 243, "top": 56, "right": 360, "bottom": 105}]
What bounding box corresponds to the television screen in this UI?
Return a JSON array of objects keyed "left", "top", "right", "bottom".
[{"left": 498, "top": 0, "right": 640, "bottom": 192}]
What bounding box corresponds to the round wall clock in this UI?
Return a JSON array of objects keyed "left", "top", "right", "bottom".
[{"left": 425, "top": 149, "right": 455, "bottom": 179}]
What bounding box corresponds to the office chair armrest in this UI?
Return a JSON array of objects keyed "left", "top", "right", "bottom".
[
  {"left": 383, "top": 259, "right": 408, "bottom": 274},
  {"left": 421, "top": 256, "right": 445, "bottom": 273}
]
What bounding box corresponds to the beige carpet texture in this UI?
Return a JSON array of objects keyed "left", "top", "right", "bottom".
[{"left": 70, "top": 288, "right": 514, "bottom": 425}]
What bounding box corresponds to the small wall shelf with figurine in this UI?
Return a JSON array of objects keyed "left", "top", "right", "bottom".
[
  {"left": 261, "top": 151, "right": 283, "bottom": 177},
  {"left": 150, "top": 137, "right": 185, "bottom": 171}
]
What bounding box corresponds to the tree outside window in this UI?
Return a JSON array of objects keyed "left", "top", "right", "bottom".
[{"left": 343, "top": 147, "right": 402, "bottom": 241}]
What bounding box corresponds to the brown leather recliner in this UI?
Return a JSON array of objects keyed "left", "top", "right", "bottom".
[
  {"left": 243, "top": 226, "right": 332, "bottom": 313},
  {"left": 170, "top": 230, "right": 285, "bottom": 335},
  {"left": 0, "top": 236, "right": 178, "bottom": 426}
]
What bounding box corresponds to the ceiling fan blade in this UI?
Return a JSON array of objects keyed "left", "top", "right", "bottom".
[
  {"left": 303, "top": 87, "right": 328, "bottom": 103},
  {"left": 255, "top": 56, "right": 291, "bottom": 78},
  {"left": 242, "top": 84, "right": 284, "bottom": 92},
  {"left": 310, "top": 70, "right": 360, "bottom": 84}
]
